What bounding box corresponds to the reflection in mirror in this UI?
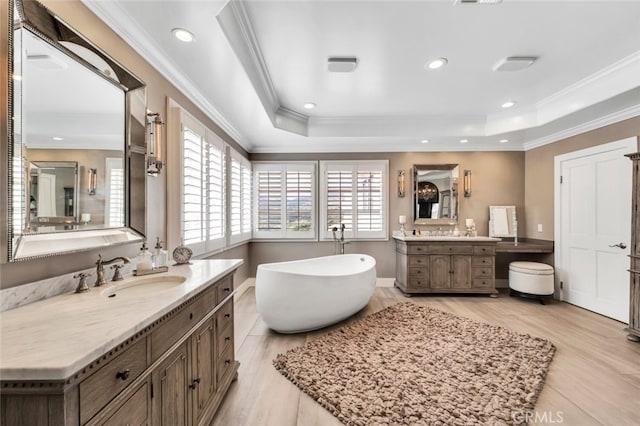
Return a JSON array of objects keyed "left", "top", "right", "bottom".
[
  {"left": 413, "top": 164, "right": 459, "bottom": 225},
  {"left": 29, "top": 161, "right": 78, "bottom": 223},
  {"left": 489, "top": 205, "right": 518, "bottom": 244},
  {"left": 7, "top": 0, "right": 147, "bottom": 262}
]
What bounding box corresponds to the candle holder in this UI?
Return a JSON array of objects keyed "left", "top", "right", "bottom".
[{"left": 398, "top": 215, "right": 407, "bottom": 236}]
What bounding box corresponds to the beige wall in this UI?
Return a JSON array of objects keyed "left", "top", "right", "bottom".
[
  {"left": 524, "top": 116, "right": 640, "bottom": 240},
  {"left": 0, "top": 0, "right": 249, "bottom": 289},
  {"left": 250, "top": 151, "right": 525, "bottom": 277}
]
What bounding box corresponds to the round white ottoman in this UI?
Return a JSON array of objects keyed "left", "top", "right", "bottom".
[{"left": 509, "top": 261, "right": 554, "bottom": 303}]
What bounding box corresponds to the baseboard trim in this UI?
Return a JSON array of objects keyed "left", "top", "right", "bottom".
[{"left": 234, "top": 278, "right": 255, "bottom": 301}]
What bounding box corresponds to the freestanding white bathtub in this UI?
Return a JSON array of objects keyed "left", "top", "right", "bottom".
[{"left": 255, "top": 254, "right": 377, "bottom": 333}]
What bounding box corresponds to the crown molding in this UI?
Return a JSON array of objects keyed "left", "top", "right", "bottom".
[
  {"left": 217, "top": 0, "right": 281, "bottom": 123},
  {"left": 80, "top": 0, "right": 250, "bottom": 151},
  {"left": 522, "top": 104, "right": 640, "bottom": 151},
  {"left": 275, "top": 107, "right": 309, "bottom": 136}
]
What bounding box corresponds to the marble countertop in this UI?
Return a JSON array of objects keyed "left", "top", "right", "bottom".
[
  {"left": 393, "top": 234, "right": 501, "bottom": 242},
  {"left": 0, "top": 259, "right": 243, "bottom": 381}
]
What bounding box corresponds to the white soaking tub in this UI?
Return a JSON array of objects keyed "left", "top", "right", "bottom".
[{"left": 255, "top": 254, "right": 377, "bottom": 333}]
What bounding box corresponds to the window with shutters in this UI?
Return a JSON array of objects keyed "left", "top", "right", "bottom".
[
  {"left": 229, "top": 149, "right": 252, "bottom": 245},
  {"left": 253, "top": 162, "right": 316, "bottom": 239},
  {"left": 104, "top": 157, "right": 124, "bottom": 227},
  {"left": 320, "top": 160, "right": 388, "bottom": 240},
  {"left": 168, "top": 109, "right": 226, "bottom": 256}
]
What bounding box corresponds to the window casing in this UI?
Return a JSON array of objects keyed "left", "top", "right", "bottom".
[
  {"left": 253, "top": 162, "right": 316, "bottom": 240},
  {"left": 168, "top": 108, "right": 226, "bottom": 256},
  {"left": 320, "top": 160, "right": 388, "bottom": 240}
]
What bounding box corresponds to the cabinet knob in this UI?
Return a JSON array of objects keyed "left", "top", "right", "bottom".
[
  {"left": 189, "top": 378, "right": 201, "bottom": 389},
  {"left": 115, "top": 369, "right": 130, "bottom": 381},
  {"left": 223, "top": 287, "right": 231, "bottom": 293},
  {"left": 225, "top": 313, "right": 231, "bottom": 318},
  {"left": 225, "top": 360, "right": 231, "bottom": 365},
  {"left": 225, "top": 336, "right": 231, "bottom": 341}
]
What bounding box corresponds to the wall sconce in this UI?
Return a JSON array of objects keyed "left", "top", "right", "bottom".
[
  {"left": 147, "top": 112, "right": 164, "bottom": 175},
  {"left": 398, "top": 170, "right": 406, "bottom": 197},
  {"left": 88, "top": 168, "right": 97, "bottom": 195},
  {"left": 464, "top": 169, "right": 472, "bottom": 197}
]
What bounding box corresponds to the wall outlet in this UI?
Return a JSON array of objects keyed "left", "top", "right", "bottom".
[{"left": 537, "top": 224, "right": 543, "bottom": 232}]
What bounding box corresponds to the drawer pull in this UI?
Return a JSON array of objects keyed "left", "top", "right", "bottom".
[
  {"left": 223, "top": 287, "right": 231, "bottom": 293},
  {"left": 189, "top": 378, "right": 201, "bottom": 390},
  {"left": 225, "top": 336, "right": 231, "bottom": 341},
  {"left": 225, "top": 360, "right": 231, "bottom": 365},
  {"left": 225, "top": 313, "right": 231, "bottom": 318},
  {"left": 189, "top": 313, "right": 193, "bottom": 320},
  {"left": 115, "top": 369, "right": 130, "bottom": 381}
]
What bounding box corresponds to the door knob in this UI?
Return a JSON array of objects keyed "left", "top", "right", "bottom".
[{"left": 608, "top": 243, "right": 627, "bottom": 249}]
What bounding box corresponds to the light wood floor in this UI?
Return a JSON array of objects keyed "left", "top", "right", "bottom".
[{"left": 212, "top": 286, "right": 640, "bottom": 426}]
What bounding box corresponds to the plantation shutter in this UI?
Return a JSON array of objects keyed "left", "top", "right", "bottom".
[
  {"left": 229, "top": 149, "right": 251, "bottom": 244},
  {"left": 253, "top": 162, "right": 316, "bottom": 239},
  {"left": 105, "top": 157, "right": 124, "bottom": 227},
  {"left": 321, "top": 161, "right": 388, "bottom": 240},
  {"left": 182, "top": 121, "right": 206, "bottom": 253}
]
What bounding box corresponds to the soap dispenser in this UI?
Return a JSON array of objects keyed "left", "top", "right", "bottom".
[
  {"left": 153, "top": 237, "right": 168, "bottom": 268},
  {"left": 136, "top": 240, "right": 153, "bottom": 272}
]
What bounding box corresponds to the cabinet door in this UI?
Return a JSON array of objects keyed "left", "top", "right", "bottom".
[
  {"left": 152, "top": 342, "right": 190, "bottom": 426},
  {"left": 429, "top": 255, "right": 451, "bottom": 289},
  {"left": 451, "top": 255, "right": 472, "bottom": 289},
  {"left": 191, "top": 319, "right": 216, "bottom": 424}
]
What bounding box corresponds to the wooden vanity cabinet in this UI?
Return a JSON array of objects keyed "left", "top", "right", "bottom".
[
  {"left": 0, "top": 273, "right": 239, "bottom": 426},
  {"left": 626, "top": 152, "right": 640, "bottom": 342},
  {"left": 395, "top": 240, "right": 498, "bottom": 295}
]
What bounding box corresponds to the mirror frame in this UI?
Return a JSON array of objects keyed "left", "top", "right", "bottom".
[
  {"left": 4, "top": 0, "right": 147, "bottom": 262},
  {"left": 412, "top": 164, "right": 459, "bottom": 226}
]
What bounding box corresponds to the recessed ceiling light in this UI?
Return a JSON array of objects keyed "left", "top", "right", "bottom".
[
  {"left": 501, "top": 100, "right": 517, "bottom": 109},
  {"left": 52, "top": 136, "right": 64, "bottom": 141},
  {"left": 303, "top": 103, "right": 316, "bottom": 109},
  {"left": 421, "top": 139, "right": 430, "bottom": 144},
  {"left": 499, "top": 139, "right": 509, "bottom": 143},
  {"left": 459, "top": 139, "right": 469, "bottom": 144},
  {"left": 172, "top": 28, "right": 195, "bottom": 43},
  {"left": 426, "top": 58, "right": 448, "bottom": 70}
]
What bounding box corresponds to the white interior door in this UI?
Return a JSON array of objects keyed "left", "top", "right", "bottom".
[
  {"left": 556, "top": 137, "right": 636, "bottom": 322},
  {"left": 37, "top": 171, "right": 57, "bottom": 217}
]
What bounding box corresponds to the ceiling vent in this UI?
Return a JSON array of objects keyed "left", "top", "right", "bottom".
[
  {"left": 454, "top": 0, "right": 503, "bottom": 4},
  {"left": 328, "top": 57, "right": 358, "bottom": 73},
  {"left": 493, "top": 56, "right": 538, "bottom": 72}
]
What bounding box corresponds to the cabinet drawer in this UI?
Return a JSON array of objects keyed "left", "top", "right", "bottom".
[
  {"left": 101, "top": 381, "right": 149, "bottom": 426},
  {"left": 216, "top": 344, "right": 235, "bottom": 384},
  {"left": 217, "top": 321, "right": 234, "bottom": 359},
  {"left": 473, "top": 267, "right": 493, "bottom": 278},
  {"left": 473, "top": 246, "right": 495, "bottom": 255},
  {"left": 472, "top": 256, "right": 494, "bottom": 267},
  {"left": 408, "top": 256, "right": 428, "bottom": 266},
  {"left": 151, "top": 284, "right": 217, "bottom": 361},
  {"left": 407, "top": 245, "right": 429, "bottom": 254},
  {"left": 80, "top": 339, "right": 147, "bottom": 424},
  {"left": 428, "top": 245, "right": 473, "bottom": 255},
  {"left": 216, "top": 276, "right": 233, "bottom": 304},
  {"left": 408, "top": 267, "right": 428, "bottom": 277},
  {"left": 215, "top": 299, "right": 234, "bottom": 333},
  {"left": 407, "top": 277, "right": 429, "bottom": 289},
  {"left": 473, "top": 278, "right": 494, "bottom": 289}
]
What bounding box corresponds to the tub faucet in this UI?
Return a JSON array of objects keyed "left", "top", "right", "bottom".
[
  {"left": 332, "top": 224, "right": 349, "bottom": 254},
  {"left": 95, "top": 254, "right": 130, "bottom": 286}
]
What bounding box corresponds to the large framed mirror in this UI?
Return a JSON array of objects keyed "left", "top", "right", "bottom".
[
  {"left": 413, "top": 164, "right": 459, "bottom": 225},
  {"left": 5, "top": 0, "right": 147, "bottom": 262}
]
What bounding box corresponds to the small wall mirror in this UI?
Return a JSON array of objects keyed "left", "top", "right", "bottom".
[
  {"left": 413, "top": 164, "right": 459, "bottom": 225},
  {"left": 28, "top": 161, "right": 78, "bottom": 223},
  {"left": 489, "top": 205, "right": 518, "bottom": 242},
  {"left": 5, "top": 0, "right": 147, "bottom": 262}
]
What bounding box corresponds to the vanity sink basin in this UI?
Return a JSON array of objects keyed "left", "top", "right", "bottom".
[{"left": 101, "top": 275, "right": 186, "bottom": 298}]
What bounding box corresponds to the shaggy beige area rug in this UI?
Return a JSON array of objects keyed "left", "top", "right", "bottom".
[{"left": 274, "top": 302, "right": 556, "bottom": 426}]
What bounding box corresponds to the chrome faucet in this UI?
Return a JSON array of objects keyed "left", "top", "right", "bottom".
[
  {"left": 95, "top": 254, "right": 130, "bottom": 286},
  {"left": 332, "top": 224, "right": 349, "bottom": 255}
]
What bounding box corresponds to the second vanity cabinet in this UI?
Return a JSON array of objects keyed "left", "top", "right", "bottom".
[
  {"left": 0, "top": 261, "right": 240, "bottom": 426},
  {"left": 395, "top": 238, "right": 498, "bottom": 295}
]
